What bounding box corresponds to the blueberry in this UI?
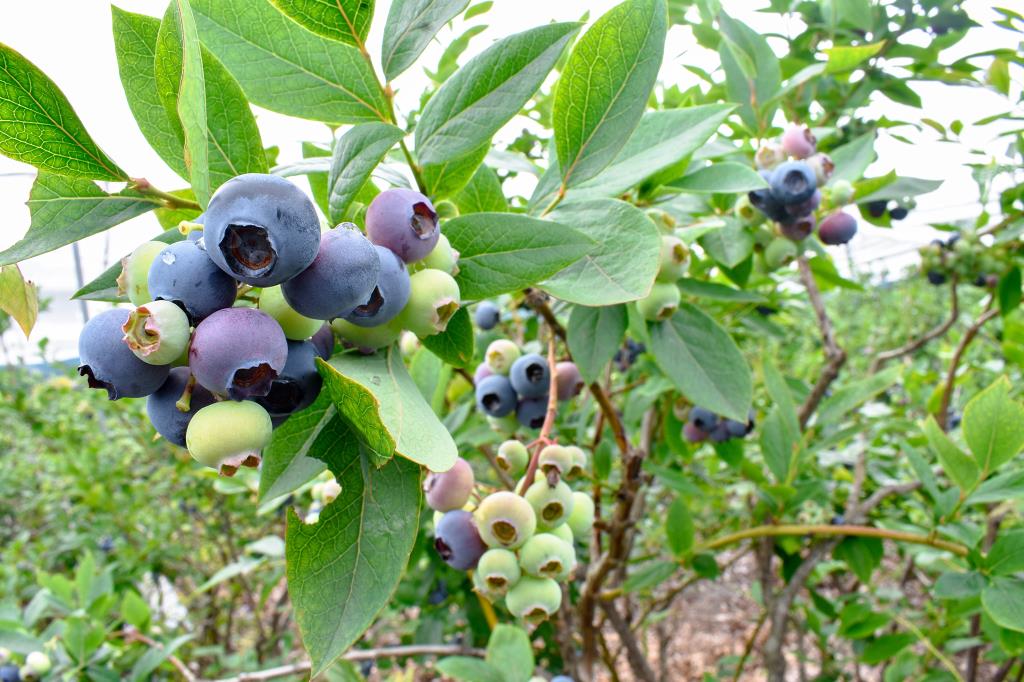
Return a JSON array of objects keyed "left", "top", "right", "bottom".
[
  {"left": 485, "top": 339, "right": 521, "bottom": 374},
  {"left": 551, "top": 676, "right": 575, "bottom": 682},
  {"left": 865, "top": 200, "right": 888, "bottom": 218},
  {"left": 147, "top": 367, "right": 216, "bottom": 447},
  {"left": 398, "top": 268, "right": 461, "bottom": 337},
  {"left": 779, "top": 213, "right": 816, "bottom": 242},
  {"left": 23, "top": 652, "right": 50, "bottom": 677},
  {"left": 755, "top": 143, "right": 786, "bottom": 170},
  {"left": 282, "top": 225, "right": 381, "bottom": 321},
  {"left": 365, "top": 188, "right": 440, "bottom": 263},
  {"left": 709, "top": 422, "right": 732, "bottom": 442},
  {"left": 780, "top": 125, "right": 816, "bottom": 159},
  {"left": 117, "top": 240, "right": 166, "bottom": 306},
  {"left": 549, "top": 522, "right": 574, "bottom": 545},
  {"left": 311, "top": 323, "right": 334, "bottom": 360},
  {"left": 565, "top": 445, "right": 588, "bottom": 478},
  {"left": 636, "top": 282, "right": 681, "bottom": 321},
  {"left": 496, "top": 440, "right": 529, "bottom": 476},
  {"left": 344, "top": 245, "right": 410, "bottom": 327},
  {"left": 769, "top": 161, "right": 817, "bottom": 205},
  {"left": 332, "top": 318, "right": 403, "bottom": 352},
  {"left": 764, "top": 237, "right": 798, "bottom": 270},
  {"left": 724, "top": 419, "right": 748, "bottom": 439},
  {"left": 554, "top": 361, "right": 584, "bottom": 401},
  {"left": 434, "top": 509, "right": 487, "bottom": 570},
  {"left": 518, "top": 533, "right": 575, "bottom": 580},
  {"left": 538, "top": 445, "right": 574, "bottom": 477},
  {"left": 505, "top": 575, "right": 561, "bottom": 623},
  {"left": 748, "top": 186, "right": 788, "bottom": 222},
  {"left": 189, "top": 308, "right": 288, "bottom": 399},
  {"left": 186, "top": 400, "right": 273, "bottom": 475},
  {"left": 890, "top": 206, "right": 909, "bottom": 220},
  {"left": 476, "top": 374, "right": 517, "bottom": 417},
  {"left": 566, "top": 491, "right": 595, "bottom": 538},
  {"left": 477, "top": 548, "right": 521, "bottom": 595},
  {"left": 78, "top": 309, "right": 170, "bottom": 399},
  {"left": 516, "top": 397, "right": 548, "bottom": 429},
  {"left": 203, "top": 174, "right": 320, "bottom": 286},
  {"left": 818, "top": 211, "right": 858, "bottom": 245},
  {"left": 98, "top": 536, "right": 115, "bottom": 553},
  {"left": 830, "top": 179, "right": 854, "bottom": 206},
  {"left": 927, "top": 270, "right": 948, "bottom": 286},
  {"left": 424, "top": 457, "right": 475, "bottom": 512},
  {"left": 682, "top": 422, "right": 707, "bottom": 443},
  {"left": 806, "top": 153, "right": 834, "bottom": 186},
  {"left": 474, "top": 362, "right": 494, "bottom": 384},
  {"left": 656, "top": 235, "right": 689, "bottom": 282},
  {"left": 254, "top": 340, "right": 323, "bottom": 417},
  {"left": 0, "top": 665, "right": 19, "bottom": 682},
  {"left": 428, "top": 579, "right": 449, "bottom": 605},
  {"left": 509, "top": 353, "right": 550, "bottom": 399},
  {"left": 525, "top": 479, "right": 574, "bottom": 530},
  {"left": 259, "top": 285, "right": 324, "bottom": 340},
  {"left": 475, "top": 301, "right": 501, "bottom": 330},
  {"left": 784, "top": 189, "right": 821, "bottom": 218},
  {"left": 122, "top": 300, "right": 191, "bottom": 366},
  {"left": 689, "top": 407, "right": 718, "bottom": 431},
  {"left": 475, "top": 491, "right": 537, "bottom": 549},
  {"left": 147, "top": 240, "right": 238, "bottom": 324},
  {"left": 734, "top": 194, "right": 761, "bottom": 225},
  {"left": 421, "top": 233, "right": 459, "bottom": 274}
]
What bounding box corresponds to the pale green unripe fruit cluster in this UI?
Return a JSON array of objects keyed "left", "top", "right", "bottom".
[
  {"left": 496, "top": 439, "right": 530, "bottom": 476},
  {"left": 399, "top": 268, "right": 461, "bottom": 338},
  {"left": 186, "top": 401, "right": 273, "bottom": 475}
]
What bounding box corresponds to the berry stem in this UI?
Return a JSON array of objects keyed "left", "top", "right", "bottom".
[
  {"left": 130, "top": 178, "right": 202, "bottom": 210},
  {"left": 178, "top": 220, "right": 204, "bottom": 236},
  {"left": 175, "top": 373, "right": 196, "bottom": 412},
  {"left": 517, "top": 332, "right": 559, "bottom": 495}
]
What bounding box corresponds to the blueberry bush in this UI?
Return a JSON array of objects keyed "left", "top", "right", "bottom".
[{"left": 1, "top": 0, "right": 1024, "bottom": 679}]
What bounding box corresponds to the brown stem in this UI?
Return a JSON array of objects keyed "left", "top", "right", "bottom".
[
  {"left": 119, "top": 631, "right": 197, "bottom": 681},
  {"left": 870, "top": 279, "right": 959, "bottom": 373},
  {"left": 478, "top": 444, "right": 515, "bottom": 490},
  {"left": 732, "top": 610, "right": 768, "bottom": 682},
  {"left": 518, "top": 333, "right": 560, "bottom": 494},
  {"left": 797, "top": 256, "right": 847, "bottom": 429},
  {"left": 600, "top": 601, "right": 657, "bottom": 682},
  {"left": 130, "top": 178, "right": 202, "bottom": 210},
  {"left": 937, "top": 299, "right": 998, "bottom": 429},
  {"left": 700, "top": 523, "right": 967, "bottom": 556}
]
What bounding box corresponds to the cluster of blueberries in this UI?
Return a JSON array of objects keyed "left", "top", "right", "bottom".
[
  {"left": 473, "top": 338, "right": 584, "bottom": 430},
  {"left": 864, "top": 198, "right": 911, "bottom": 222},
  {"left": 75, "top": 174, "right": 461, "bottom": 475},
  {"left": 426, "top": 441, "right": 595, "bottom": 623},
  {"left": 747, "top": 124, "right": 859, "bottom": 246},
  {"left": 682, "top": 406, "right": 755, "bottom": 444},
  {"left": 0, "top": 650, "right": 49, "bottom": 682},
  {"left": 920, "top": 230, "right": 1004, "bottom": 289}
]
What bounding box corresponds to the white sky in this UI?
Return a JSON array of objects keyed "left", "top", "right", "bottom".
[{"left": 0, "top": 0, "right": 1020, "bottom": 361}]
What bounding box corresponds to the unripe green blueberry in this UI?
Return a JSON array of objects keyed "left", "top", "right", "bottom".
[
  {"left": 420, "top": 233, "right": 459, "bottom": 275},
  {"left": 734, "top": 194, "right": 762, "bottom": 226},
  {"left": 332, "top": 318, "right": 402, "bottom": 351},
  {"left": 567, "top": 491, "right": 596, "bottom": 538},
  {"left": 656, "top": 235, "right": 689, "bottom": 283},
  {"left": 755, "top": 143, "right": 785, "bottom": 170},
  {"left": 24, "top": 652, "right": 50, "bottom": 676},
  {"left": 399, "top": 330, "right": 420, "bottom": 357},
  {"left": 565, "top": 445, "right": 588, "bottom": 478},
  {"left": 186, "top": 401, "right": 273, "bottom": 476},
  {"left": 519, "top": 533, "right": 576, "bottom": 580},
  {"left": 477, "top": 547, "right": 521, "bottom": 595},
  {"left": 122, "top": 300, "right": 191, "bottom": 366},
  {"left": 505, "top": 575, "right": 562, "bottom": 623},
  {"left": 475, "top": 491, "right": 537, "bottom": 549},
  {"left": 259, "top": 285, "right": 324, "bottom": 340},
  {"left": 525, "top": 479, "right": 574, "bottom": 529},
  {"left": 485, "top": 339, "right": 521, "bottom": 375},
  {"left": 472, "top": 567, "right": 505, "bottom": 603},
  {"left": 117, "top": 240, "right": 166, "bottom": 306},
  {"left": 636, "top": 282, "right": 681, "bottom": 321},
  {"left": 548, "top": 522, "right": 574, "bottom": 545},
  {"left": 764, "top": 237, "right": 798, "bottom": 270},
  {"left": 398, "top": 268, "right": 461, "bottom": 337},
  {"left": 496, "top": 440, "right": 530, "bottom": 476},
  {"left": 424, "top": 456, "right": 475, "bottom": 512},
  {"left": 538, "top": 444, "right": 574, "bottom": 477},
  {"left": 830, "top": 179, "right": 854, "bottom": 206}
]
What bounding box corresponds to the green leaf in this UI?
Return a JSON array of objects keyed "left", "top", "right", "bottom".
[
  {"left": 155, "top": 189, "right": 202, "bottom": 230},
  {"left": 983, "top": 576, "right": 1024, "bottom": 633},
  {"left": 423, "top": 143, "right": 489, "bottom": 199},
  {"left": 988, "top": 57, "right": 1011, "bottom": 95},
  {"left": 328, "top": 123, "right": 404, "bottom": 224},
  {"left": 967, "top": 470, "right": 1024, "bottom": 506},
  {"left": 421, "top": 306, "right": 475, "bottom": 368},
  {"left": 553, "top": 0, "right": 667, "bottom": 188},
  {"left": 834, "top": 536, "right": 883, "bottom": 583},
  {"left": 453, "top": 165, "right": 507, "bottom": 214},
  {"left": 670, "top": 162, "right": 767, "bottom": 193},
  {"left": 860, "top": 633, "right": 915, "bottom": 665},
  {"left": 923, "top": 416, "right": 979, "bottom": 491},
  {"left": 814, "top": 366, "right": 901, "bottom": 426},
  {"left": 760, "top": 407, "right": 796, "bottom": 482},
  {"left": 999, "top": 267, "right": 1022, "bottom": 317},
  {"left": 157, "top": 0, "right": 211, "bottom": 206},
  {"left": 856, "top": 176, "right": 943, "bottom": 203},
  {"left": 698, "top": 220, "right": 753, "bottom": 268},
  {"left": 648, "top": 304, "right": 753, "bottom": 422},
  {"left": 828, "top": 132, "right": 876, "bottom": 184},
  {"left": 963, "top": 377, "right": 1024, "bottom": 473},
  {"left": 129, "top": 634, "right": 193, "bottom": 682},
  {"left": 73, "top": 228, "right": 184, "bottom": 302},
  {"left": 934, "top": 571, "right": 985, "bottom": 599},
  {"left": 567, "top": 104, "right": 735, "bottom": 199},
  {"left": 0, "top": 43, "right": 125, "bottom": 180},
  {"left": 435, "top": 658, "right": 504, "bottom": 682},
  {"left": 270, "top": 0, "right": 375, "bottom": 46},
  {"left": 987, "top": 530, "right": 1024, "bottom": 576},
  {"left": 381, "top": 0, "right": 470, "bottom": 81},
  {"left": 320, "top": 351, "right": 458, "bottom": 470},
  {"left": 192, "top": 0, "right": 390, "bottom": 124},
  {"left": 677, "top": 278, "right": 765, "bottom": 303},
  {"left": 258, "top": 392, "right": 337, "bottom": 502},
  {"left": 0, "top": 265, "right": 38, "bottom": 337},
  {"left": 286, "top": 446, "right": 421, "bottom": 677},
  {"left": 485, "top": 624, "right": 534, "bottom": 682},
  {"left": 121, "top": 591, "right": 151, "bottom": 632},
  {"left": 444, "top": 212, "right": 594, "bottom": 300},
  {"left": 825, "top": 41, "right": 885, "bottom": 73},
  {"left": 567, "top": 304, "right": 627, "bottom": 384},
  {"left": 717, "top": 12, "right": 780, "bottom": 131},
  {"left": 622, "top": 560, "right": 676, "bottom": 593},
  {"left": 0, "top": 173, "right": 155, "bottom": 266},
  {"left": 111, "top": 7, "right": 188, "bottom": 179},
  {"left": 666, "top": 497, "right": 694, "bottom": 557},
  {"left": 416, "top": 22, "right": 579, "bottom": 165},
  {"left": 542, "top": 198, "right": 660, "bottom": 305}
]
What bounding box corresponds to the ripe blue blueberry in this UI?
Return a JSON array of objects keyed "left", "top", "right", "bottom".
[
  {"left": 475, "top": 301, "right": 500, "bottom": 330},
  {"left": 148, "top": 240, "right": 238, "bottom": 324},
  {"left": 344, "top": 245, "right": 410, "bottom": 327},
  {"left": 147, "top": 367, "right": 216, "bottom": 447},
  {"left": 311, "top": 323, "right": 334, "bottom": 359},
  {"left": 683, "top": 421, "right": 707, "bottom": 442},
  {"left": 509, "top": 353, "right": 550, "bottom": 399},
  {"left": 203, "top": 174, "right": 320, "bottom": 286},
  {"left": 434, "top": 509, "right": 487, "bottom": 570},
  {"left": 783, "top": 189, "right": 821, "bottom": 219},
  {"left": 366, "top": 188, "right": 440, "bottom": 263},
  {"left": 890, "top": 206, "right": 909, "bottom": 220},
  {"left": 769, "top": 161, "right": 817, "bottom": 205},
  {"left": 281, "top": 224, "right": 380, "bottom": 320},
  {"left": 0, "top": 665, "right": 19, "bottom": 682},
  {"left": 689, "top": 407, "right": 718, "bottom": 431},
  {"left": 79, "top": 309, "right": 170, "bottom": 399},
  {"left": 476, "top": 374, "right": 517, "bottom": 417},
  {"left": 748, "top": 184, "right": 788, "bottom": 222},
  {"left": 779, "top": 213, "right": 816, "bottom": 242},
  {"left": 818, "top": 211, "right": 858, "bottom": 245},
  {"left": 254, "top": 340, "right": 323, "bottom": 417},
  {"left": 516, "top": 397, "right": 548, "bottom": 429},
  {"left": 189, "top": 307, "right": 288, "bottom": 399},
  {"left": 724, "top": 418, "right": 749, "bottom": 439}
]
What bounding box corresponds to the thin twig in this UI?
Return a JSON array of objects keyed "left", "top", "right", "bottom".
[
  {"left": 699, "top": 523, "right": 967, "bottom": 556},
  {"left": 870, "top": 279, "right": 959, "bottom": 373},
  {"left": 119, "top": 631, "right": 197, "bottom": 682},
  {"left": 599, "top": 601, "right": 657, "bottom": 682},
  {"left": 797, "top": 256, "right": 847, "bottom": 428},
  {"left": 937, "top": 298, "right": 999, "bottom": 429},
  {"left": 518, "top": 333, "right": 560, "bottom": 494}
]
